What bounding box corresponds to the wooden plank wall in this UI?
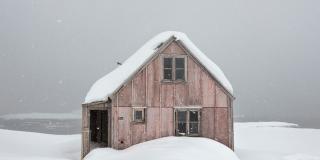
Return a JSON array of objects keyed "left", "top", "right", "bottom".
[
  {"left": 108, "top": 41, "right": 233, "bottom": 149},
  {"left": 81, "top": 105, "right": 89, "bottom": 158}
]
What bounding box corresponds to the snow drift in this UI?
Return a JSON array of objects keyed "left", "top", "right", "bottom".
[
  {"left": 235, "top": 122, "right": 320, "bottom": 160},
  {"left": 1, "top": 122, "right": 320, "bottom": 160},
  {"left": 84, "top": 137, "right": 239, "bottom": 160},
  {"left": 0, "top": 129, "right": 80, "bottom": 160}
]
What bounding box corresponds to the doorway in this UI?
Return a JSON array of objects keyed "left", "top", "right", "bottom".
[
  {"left": 175, "top": 109, "right": 200, "bottom": 136},
  {"left": 90, "top": 110, "right": 108, "bottom": 147}
]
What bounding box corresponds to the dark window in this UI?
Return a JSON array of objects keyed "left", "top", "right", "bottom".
[
  {"left": 164, "top": 69, "right": 172, "bottom": 80},
  {"left": 175, "top": 109, "right": 200, "bottom": 136},
  {"left": 164, "top": 58, "right": 173, "bottom": 68},
  {"left": 175, "top": 58, "right": 185, "bottom": 80},
  {"left": 135, "top": 110, "right": 143, "bottom": 120},
  {"left": 175, "top": 58, "right": 184, "bottom": 68},
  {"left": 163, "top": 58, "right": 173, "bottom": 80},
  {"left": 163, "top": 57, "right": 186, "bottom": 81},
  {"left": 176, "top": 111, "right": 187, "bottom": 135},
  {"left": 133, "top": 108, "right": 145, "bottom": 122},
  {"left": 189, "top": 111, "right": 199, "bottom": 134}
]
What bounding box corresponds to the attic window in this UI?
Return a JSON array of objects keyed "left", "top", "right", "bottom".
[{"left": 162, "top": 56, "right": 186, "bottom": 82}]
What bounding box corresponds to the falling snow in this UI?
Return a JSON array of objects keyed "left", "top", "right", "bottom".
[
  {"left": 56, "top": 19, "right": 63, "bottom": 23},
  {"left": 58, "top": 80, "right": 64, "bottom": 85}
]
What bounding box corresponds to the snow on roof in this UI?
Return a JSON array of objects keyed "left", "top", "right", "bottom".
[{"left": 84, "top": 31, "right": 233, "bottom": 104}]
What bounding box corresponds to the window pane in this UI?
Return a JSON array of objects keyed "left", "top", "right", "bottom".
[
  {"left": 175, "top": 58, "right": 184, "bottom": 68},
  {"left": 189, "top": 111, "right": 199, "bottom": 134},
  {"left": 135, "top": 110, "right": 143, "bottom": 121},
  {"left": 189, "top": 122, "right": 199, "bottom": 134},
  {"left": 189, "top": 111, "right": 198, "bottom": 122},
  {"left": 164, "top": 69, "right": 172, "bottom": 80},
  {"left": 164, "top": 58, "right": 172, "bottom": 68},
  {"left": 177, "top": 111, "right": 187, "bottom": 121},
  {"left": 177, "top": 111, "right": 187, "bottom": 135},
  {"left": 176, "top": 69, "right": 184, "bottom": 80},
  {"left": 177, "top": 122, "right": 187, "bottom": 135}
]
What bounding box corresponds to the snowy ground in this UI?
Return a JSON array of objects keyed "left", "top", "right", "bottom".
[
  {"left": 0, "top": 122, "right": 319, "bottom": 160},
  {"left": 235, "top": 122, "right": 320, "bottom": 160},
  {"left": 0, "top": 129, "right": 80, "bottom": 160},
  {"left": 85, "top": 137, "right": 239, "bottom": 160}
]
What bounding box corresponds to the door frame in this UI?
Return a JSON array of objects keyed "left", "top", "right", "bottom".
[
  {"left": 174, "top": 107, "right": 201, "bottom": 137},
  {"left": 88, "top": 107, "right": 111, "bottom": 150}
]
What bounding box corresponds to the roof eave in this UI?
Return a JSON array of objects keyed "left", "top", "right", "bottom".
[{"left": 175, "top": 39, "right": 235, "bottom": 100}]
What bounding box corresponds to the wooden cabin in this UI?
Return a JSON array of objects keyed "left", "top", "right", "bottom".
[{"left": 81, "top": 31, "right": 235, "bottom": 158}]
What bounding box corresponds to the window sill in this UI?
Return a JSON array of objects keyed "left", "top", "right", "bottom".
[
  {"left": 161, "top": 80, "right": 187, "bottom": 84},
  {"left": 131, "top": 121, "right": 145, "bottom": 125},
  {"left": 187, "top": 134, "right": 200, "bottom": 137}
]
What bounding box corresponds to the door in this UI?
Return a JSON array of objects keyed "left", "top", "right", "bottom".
[
  {"left": 175, "top": 109, "right": 200, "bottom": 136},
  {"left": 90, "top": 110, "right": 108, "bottom": 146}
]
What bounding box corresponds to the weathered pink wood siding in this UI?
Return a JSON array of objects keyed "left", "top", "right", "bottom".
[
  {"left": 201, "top": 107, "right": 215, "bottom": 139},
  {"left": 118, "top": 83, "right": 132, "bottom": 106},
  {"left": 161, "top": 84, "right": 174, "bottom": 107},
  {"left": 215, "top": 107, "right": 229, "bottom": 145},
  {"left": 118, "top": 107, "right": 131, "bottom": 149},
  {"left": 162, "top": 41, "right": 185, "bottom": 55},
  {"left": 131, "top": 124, "right": 146, "bottom": 145},
  {"left": 108, "top": 41, "right": 233, "bottom": 149},
  {"left": 188, "top": 58, "right": 203, "bottom": 105},
  {"left": 175, "top": 83, "right": 188, "bottom": 106},
  {"left": 146, "top": 57, "right": 160, "bottom": 107},
  {"left": 161, "top": 108, "right": 174, "bottom": 137},
  {"left": 201, "top": 71, "right": 215, "bottom": 107},
  {"left": 81, "top": 40, "right": 234, "bottom": 158},
  {"left": 146, "top": 107, "right": 160, "bottom": 140},
  {"left": 132, "top": 70, "right": 146, "bottom": 106}
]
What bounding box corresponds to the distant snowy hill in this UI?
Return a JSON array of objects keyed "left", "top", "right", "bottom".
[
  {"left": 0, "top": 122, "right": 319, "bottom": 160},
  {"left": 0, "top": 110, "right": 81, "bottom": 120}
]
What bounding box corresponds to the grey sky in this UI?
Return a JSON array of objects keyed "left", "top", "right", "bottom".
[{"left": 0, "top": 0, "right": 319, "bottom": 126}]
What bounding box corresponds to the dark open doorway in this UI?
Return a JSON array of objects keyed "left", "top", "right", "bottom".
[{"left": 90, "top": 110, "right": 108, "bottom": 148}]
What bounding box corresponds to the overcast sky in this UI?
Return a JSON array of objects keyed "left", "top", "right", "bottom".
[{"left": 0, "top": 0, "right": 319, "bottom": 126}]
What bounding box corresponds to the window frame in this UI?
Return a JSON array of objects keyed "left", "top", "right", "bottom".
[
  {"left": 161, "top": 54, "right": 187, "bottom": 83},
  {"left": 174, "top": 108, "right": 201, "bottom": 137},
  {"left": 132, "top": 107, "right": 146, "bottom": 123}
]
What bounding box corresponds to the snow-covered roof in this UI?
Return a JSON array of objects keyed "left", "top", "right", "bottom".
[{"left": 84, "top": 31, "right": 233, "bottom": 104}]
